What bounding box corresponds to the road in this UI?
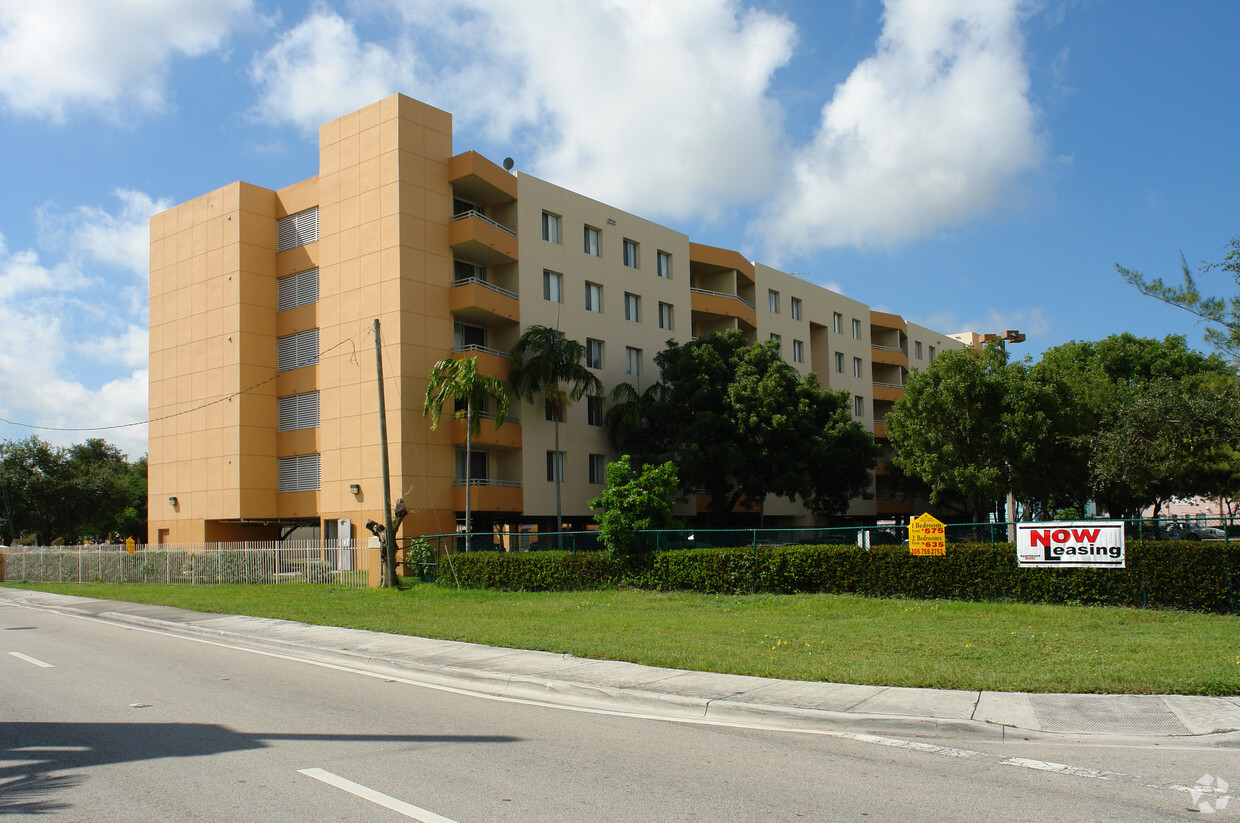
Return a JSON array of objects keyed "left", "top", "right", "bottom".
[{"left": 1, "top": 599, "right": 1235, "bottom": 821}]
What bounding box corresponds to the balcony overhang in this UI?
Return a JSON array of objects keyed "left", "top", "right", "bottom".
[
  {"left": 870, "top": 310, "right": 907, "bottom": 334},
  {"left": 451, "top": 417, "right": 521, "bottom": 450},
  {"left": 451, "top": 346, "right": 510, "bottom": 381},
  {"left": 690, "top": 289, "right": 757, "bottom": 328},
  {"left": 453, "top": 482, "right": 523, "bottom": 513},
  {"left": 872, "top": 384, "right": 903, "bottom": 403},
  {"left": 449, "top": 151, "right": 518, "bottom": 205},
  {"left": 871, "top": 346, "right": 908, "bottom": 368},
  {"left": 449, "top": 213, "right": 518, "bottom": 266},
  {"left": 689, "top": 242, "right": 755, "bottom": 281},
  {"left": 450, "top": 279, "right": 520, "bottom": 325}
]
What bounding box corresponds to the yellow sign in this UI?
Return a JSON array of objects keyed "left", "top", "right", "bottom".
[
  {"left": 909, "top": 513, "right": 946, "bottom": 556},
  {"left": 125, "top": 537, "right": 136, "bottom": 555}
]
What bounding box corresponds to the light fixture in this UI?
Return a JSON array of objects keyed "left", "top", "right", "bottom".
[
  {"left": 168, "top": 496, "right": 178, "bottom": 506},
  {"left": 349, "top": 484, "right": 361, "bottom": 495}
]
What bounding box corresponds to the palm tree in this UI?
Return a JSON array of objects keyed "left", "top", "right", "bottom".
[
  {"left": 424, "top": 356, "right": 510, "bottom": 552},
  {"left": 509, "top": 325, "right": 604, "bottom": 534}
]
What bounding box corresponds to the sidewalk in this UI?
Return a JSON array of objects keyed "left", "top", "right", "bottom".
[{"left": 3, "top": 587, "right": 1239, "bottom": 742}]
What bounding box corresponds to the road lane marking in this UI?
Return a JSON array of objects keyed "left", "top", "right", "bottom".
[
  {"left": 299, "top": 768, "right": 458, "bottom": 822},
  {"left": 8, "top": 651, "right": 54, "bottom": 667}
]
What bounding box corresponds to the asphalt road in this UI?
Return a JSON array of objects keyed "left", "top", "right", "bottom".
[{"left": 2, "top": 601, "right": 1235, "bottom": 821}]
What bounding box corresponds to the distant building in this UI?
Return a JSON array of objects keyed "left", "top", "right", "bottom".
[{"left": 147, "top": 94, "right": 966, "bottom": 545}]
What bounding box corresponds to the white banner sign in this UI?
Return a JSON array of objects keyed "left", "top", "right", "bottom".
[{"left": 1015, "top": 521, "right": 1125, "bottom": 568}]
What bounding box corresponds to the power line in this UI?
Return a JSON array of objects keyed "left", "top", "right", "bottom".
[{"left": 0, "top": 334, "right": 361, "bottom": 434}]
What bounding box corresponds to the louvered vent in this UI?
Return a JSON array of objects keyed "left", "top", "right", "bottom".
[
  {"left": 278, "top": 454, "right": 321, "bottom": 493},
  {"left": 278, "top": 268, "right": 319, "bottom": 311},
  {"left": 276, "top": 208, "right": 319, "bottom": 253},
  {"left": 277, "top": 392, "right": 320, "bottom": 431},
  {"left": 277, "top": 329, "right": 319, "bottom": 372}
]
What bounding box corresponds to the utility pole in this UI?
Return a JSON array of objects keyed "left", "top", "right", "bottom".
[{"left": 374, "top": 318, "right": 397, "bottom": 587}]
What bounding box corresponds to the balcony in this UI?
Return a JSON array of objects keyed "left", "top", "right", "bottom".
[
  {"left": 873, "top": 381, "right": 904, "bottom": 403},
  {"left": 451, "top": 411, "right": 521, "bottom": 450},
  {"left": 452, "top": 479, "right": 523, "bottom": 513},
  {"left": 449, "top": 151, "right": 518, "bottom": 206},
  {"left": 873, "top": 418, "right": 887, "bottom": 439},
  {"left": 450, "top": 276, "right": 520, "bottom": 325},
  {"left": 452, "top": 344, "right": 510, "bottom": 381},
  {"left": 690, "top": 287, "right": 757, "bottom": 328},
  {"left": 871, "top": 344, "right": 908, "bottom": 368},
  {"left": 449, "top": 211, "right": 517, "bottom": 266}
]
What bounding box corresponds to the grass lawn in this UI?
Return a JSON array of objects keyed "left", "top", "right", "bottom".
[{"left": 6, "top": 582, "right": 1239, "bottom": 695}]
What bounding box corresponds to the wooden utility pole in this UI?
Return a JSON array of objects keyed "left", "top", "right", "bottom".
[{"left": 374, "top": 318, "right": 397, "bottom": 587}]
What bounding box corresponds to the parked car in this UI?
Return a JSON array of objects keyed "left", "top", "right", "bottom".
[{"left": 1158, "top": 522, "right": 1226, "bottom": 541}]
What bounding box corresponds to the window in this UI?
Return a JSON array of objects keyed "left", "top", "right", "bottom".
[
  {"left": 454, "top": 323, "right": 485, "bottom": 350},
  {"left": 852, "top": 318, "right": 861, "bottom": 339},
  {"left": 793, "top": 340, "right": 804, "bottom": 363},
  {"left": 277, "top": 391, "right": 320, "bottom": 431},
  {"left": 543, "top": 270, "right": 562, "bottom": 303},
  {"left": 277, "top": 208, "right": 318, "bottom": 252},
  {"left": 929, "top": 346, "right": 936, "bottom": 360},
  {"left": 658, "top": 301, "right": 673, "bottom": 330},
  {"left": 277, "top": 329, "right": 318, "bottom": 372},
  {"left": 584, "top": 226, "right": 600, "bottom": 256},
  {"left": 834, "top": 352, "right": 844, "bottom": 373},
  {"left": 546, "top": 451, "right": 565, "bottom": 482},
  {"left": 586, "top": 338, "right": 603, "bottom": 369},
  {"left": 542, "top": 211, "right": 560, "bottom": 243},
  {"left": 770, "top": 333, "right": 781, "bottom": 352},
  {"left": 854, "top": 396, "right": 864, "bottom": 417},
  {"left": 626, "top": 346, "right": 641, "bottom": 376},
  {"left": 624, "top": 292, "right": 640, "bottom": 322},
  {"left": 278, "top": 268, "right": 318, "bottom": 311},
  {"left": 452, "top": 197, "right": 478, "bottom": 217},
  {"left": 455, "top": 450, "right": 488, "bottom": 482},
  {"left": 790, "top": 297, "right": 802, "bottom": 321},
  {"left": 587, "top": 396, "right": 605, "bottom": 426},
  {"left": 768, "top": 289, "right": 779, "bottom": 314},
  {"left": 585, "top": 281, "right": 602, "bottom": 312},
  {"left": 277, "top": 454, "right": 320, "bottom": 493},
  {"left": 832, "top": 313, "right": 843, "bottom": 334},
  {"left": 623, "top": 238, "right": 639, "bottom": 268},
  {"left": 853, "top": 357, "right": 863, "bottom": 378},
  {"left": 657, "top": 251, "right": 671, "bottom": 279},
  {"left": 589, "top": 454, "right": 607, "bottom": 485},
  {"left": 915, "top": 341, "right": 923, "bottom": 359}
]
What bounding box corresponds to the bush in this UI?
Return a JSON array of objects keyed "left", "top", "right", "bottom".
[{"left": 431, "top": 540, "right": 1240, "bottom": 613}]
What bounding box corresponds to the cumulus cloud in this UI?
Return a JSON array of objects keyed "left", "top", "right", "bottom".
[
  {"left": 0, "top": 190, "right": 165, "bottom": 458},
  {"left": 0, "top": 0, "right": 253, "bottom": 121},
  {"left": 249, "top": 7, "right": 417, "bottom": 134},
  {"left": 756, "top": 0, "right": 1043, "bottom": 253},
  {"left": 252, "top": 0, "right": 795, "bottom": 220}
]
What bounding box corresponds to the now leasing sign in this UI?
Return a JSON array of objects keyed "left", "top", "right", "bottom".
[{"left": 1016, "top": 522, "right": 1125, "bottom": 568}]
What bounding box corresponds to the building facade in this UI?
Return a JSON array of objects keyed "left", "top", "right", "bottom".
[{"left": 147, "top": 94, "right": 964, "bottom": 544}]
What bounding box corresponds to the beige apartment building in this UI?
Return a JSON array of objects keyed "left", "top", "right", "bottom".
[{"left": 147, "top": 93, "right": 963, "bottom": 545}]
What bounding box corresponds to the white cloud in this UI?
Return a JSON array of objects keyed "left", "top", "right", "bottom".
[
  {"left": 249, "top": 7, "right": 417, "bottom": 134},
  {"left": 916, "top": 306, "right": 1050, "bottom": 339},
  {"left": 756, "top": 0, "right": 1043, "bottom": 254},
  {"left": 0, "top": 0, "right": 254, "bottom": 121},
  {"left": 0, "top": 189, "right": 164, "bottom": 459}
]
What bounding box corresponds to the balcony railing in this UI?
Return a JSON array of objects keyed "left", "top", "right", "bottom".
[
  {"left": 873, "top": 381, "right": 903, "bottom": 389},
  {"left": 872, "top": 344, "right": 904, "bottom": 353},
  {"left": 452, "top": 478, "right": 522, "bottom": 487},
  {"left": 453, "top": 344, "right": 510, "bottom": 359},
  {"left": 450, "top": 209, "right": 516, "bottom": 237},
  {"left": 452, "top": 275, "right": 518, "bottom": 300},
  {"left": 690, "top": 287, "right": 755, "bottom": 311}
]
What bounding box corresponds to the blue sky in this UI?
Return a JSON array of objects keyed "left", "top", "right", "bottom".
[{"left": 1, "top": 0, "right": 1237, "bottom": 459}]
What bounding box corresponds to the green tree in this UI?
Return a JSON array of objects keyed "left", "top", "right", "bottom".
[
  {"left": 609, "top": 332, "right": 877, "bottom": 525},
  {"left": 424, "top": 356, "right": 511, "bottom": 552},
  {"left": 509, "top": 325, "right": 604, "bottom": 533},
  {"left": 588, "top": 456, "right": 680, "bottom": 558},
  {"left": 1118, "top": 236, "right": 1240, "bottom": 361}
]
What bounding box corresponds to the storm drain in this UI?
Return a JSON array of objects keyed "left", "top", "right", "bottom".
[{"left": 1031, "top": 694, "right": 1191, "bottom": 735}]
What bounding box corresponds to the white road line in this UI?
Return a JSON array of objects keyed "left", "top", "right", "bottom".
[
  {"left": 299, "top": 768, "right": 458, "bottom": 822},
  {"left": 8, "top": 651, "right": 54, "bottom": 668}
]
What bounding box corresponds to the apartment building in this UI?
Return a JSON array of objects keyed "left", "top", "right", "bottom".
[{"left": 147, "top": 93, "right": 963, "bottom": 544}]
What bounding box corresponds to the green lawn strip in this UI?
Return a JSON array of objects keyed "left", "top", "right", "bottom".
[{"left": 6, "top": 582, "right": 1238, "bottom": 695}]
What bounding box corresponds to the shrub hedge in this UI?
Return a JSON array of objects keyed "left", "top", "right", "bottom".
[{"left": 437, "top": 540, "right": 1240, "bottom": 613}]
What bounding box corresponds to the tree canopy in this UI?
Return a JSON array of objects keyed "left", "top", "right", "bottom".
[
  {"left": 0, "top": 436, "right": 147, "bottom": 545},
  {"left": 607, "top": 331, "right": 878, "bottom": 525}
]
